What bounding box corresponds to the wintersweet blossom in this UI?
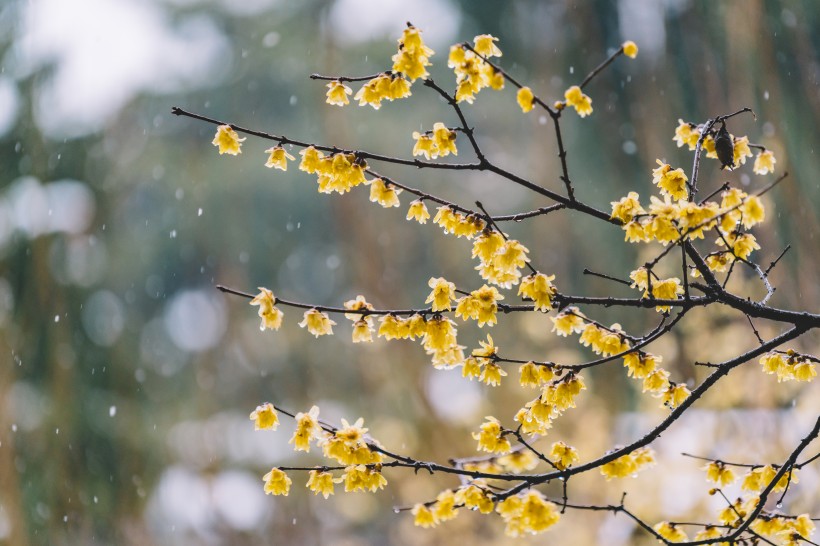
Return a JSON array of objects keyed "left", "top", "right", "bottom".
[
  {"left": 325, "top": 80, "right": 352, "bottom": 106},
  {"left": 517, "top": 86, "right": 534, "bottom": 113},
  {"left": 299, "top": 308, "right": 336, "bottom": 337},
  {"left": 212, "top": 124, "right": 245, "bottom": 155},
  {"left": 753, "top": 150, "right": 776, "bottom": 175},
  {"left": 262, "top": 468, "right": 291, "bottom": 496},
  {"left": 249, "top": 403, "right": 279, "bottom": 430},
  {"left": 406, "top": 200, "right": 431, "bottom": 223},
  {"left": 249, "top": 287, "right": 283, "bottom": 331},
  {"left": 564, "top": 85, "right": 592, "bottom": 117},
  {"left": 265, "top": 146, "right": 295, "bottom": 171},
  {"left": 622, "top": 40, "right": 638, "bottom": 58}
]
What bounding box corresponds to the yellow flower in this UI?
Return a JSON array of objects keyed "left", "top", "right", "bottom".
[
  {"left": 472, "top": 230, "right": 505, "bottom": 262},
  {"left": 519, "top": 361, "right": 544, "bottom": 388},
  {"left": 610, "top": 191, "right": 645, "bottom": 223},
  {"left": 517, "top": 86, "right": 535, "bottom": 113},
  {"left": 299, "top": 308, "right": 336, "bottom": 337},
  {"left": 393, "top": 26, "right": 434, "bottom": 79},
  {"left": 368, "top": 178, "right": 401, "bottom": 208},
  {"left": 462, "top": 356, "right": 482, "bottom": 380},
  {"left": 343, "top": 295, "right": 374, "bottom": 322},
  {"left": 489, "top": 68, "right": 505, "bottom": 90},
  {"left": 753, "top": 150, "right": 776, "bottom": 175},
  {"left": 673, "top": 119, "right": 700, "bottom": 150},
  {"left": 600, "top": 453, "right": 637, "bottom": 480},
  {"left": 564, "top": 85, "right": 593, "bottom": 117},
  {"left": 654, "top": 521, "right": 688, "bottom": 542},
  {"left": 474, "top": 34, "right": 502, "bottom": 57},
  {"left": 544, "top": 374, "right": 586, "bottom": 411},
  {"left": 480, "top": 362, "right": 507, "bottom": 386},
  {"left": 623, "top": 352, "right": 660, "bottom": 379},
  {"left": 518, "top": 273, "right": 557, "bottom": 312},
  {"left": 455, "top": 484, "right": 494, "bottom": 514},
  {"left": 412, "top": 503, "right": 438, "bottom": 528},
  {"left": 249, "top": 287, "right": 284, "bottom": 331},
  {"left": 703, "top": 461, "right": 736, "bottom": 486},
  {"left": 760, "top": 352, "right": 789, "bottom": 381},
  {"left": 212, "top": 124, "right": 245, "bottom": 155},
  {"left": 497, "top": 491, "right": 560, "bottom": 537},
  {"left": 662, "top": 383, "right": 690, "bottom": 408},
  {"left": 472, "top": 416, "right": 511, "bottom": 453},
  {"left": 262, "top": 468, "right": 291, "bottom": 496},
  {"left": 422, "top": 316, "right": 458, "bottom": 353},
  {"left": 352, "top": 319, "right": 374, "bottom": 343},
  {"left": 343, "top": 465, "right": 387, "bottom": 492},
  {"left": 388, "top": 75, "right": 412, "bottom": 100},
  {"left": 406, "top": 200, "right": 430, "bottom": 224},
  {"left": 794, "top": 360, "right": 817, "bottom": 382},
  {"left": 550, "top": 307, "right": 586, "bottom": 336},
  {"left": 706, "top": 252, "right": 732, "bottom": 273},
  {"left": 550, "top": 441, "right": 580, "bottom": 470},
  {"left": 623, "top": 220, "right": 651, "bottom": 242},
  {"left": 740, "top": 195, "right": 765, "bottom": 228},
  {"left": 249, "top": 402, "right": 279, "bottom": 430},
  {"left": 642, "top": 369, "right": 670, "bottom": 393},
  {"left": 306, "top": 470, "right": 338, "bottom": 499},
  {"left": 299, "top": 146, "right": 324, "bottom": 174},
  {"left": 498, "top": 451, "right": 539, "bottom": 473},
  {"left": 406, "top": 313, "right": 427, "bottom": 339},
  {"left": 455, "top": 80, "right": 477, "bottom": 104},
  {"left": 354, "top": 74, "right": 392, "bottom": 109},
  {"left": 459, "top": 285, "right": 504, "bottom": 327},
  {"left": 694, "top": 526, "right": 726, "bottom": 541},
  {"left": 290, "top": 405, "right": 320, "bottom": 452},
  {"left": 433, "top": 490, "right": 459, "bottom": 521},
  {"left": 412, "top": 131, "right": 437, "bottom": 160},
  {"left": 733, "top": 135, "right": 753, "bottom": 165},
  {"left": 448, "top": 44, "right": 467, "bottom": 67},
  {"left": 426, "top": 277, "right": 456, "bottom": 312},
  {"left": 325, "top": 80, "right": 352, "bottom": 106},
  {"left": 377, "top": 314, "right": 403, "bottom": 340},
  {"left": 622, "top": 40, "right": 638, "bottom": 58},
  {"left": 652, "top": 160, "right": 689, "bottom": 201},
  {"left": 718, "top": 232, "right": 760, "bottom": 260},
  {"left": 432, "top": 122, "right": 458, "bottom": 157},
  {"left": 702, "top": 134, "right": 717, "bottom": 158},
  {"left": 265, "top": 146, "right": 295, "bottom": 171}
]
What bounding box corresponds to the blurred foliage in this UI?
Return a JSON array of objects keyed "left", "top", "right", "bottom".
[{"left": 1, "top": 0, "right": 819, "bottom": 544}]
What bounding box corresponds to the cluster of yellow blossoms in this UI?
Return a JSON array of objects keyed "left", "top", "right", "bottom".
[
  {"left": 512, "top": 372, "right": 586, "bottom": 436},
  {"left": 496, "top": 491, "right": 561, "bottom": 537},
  {"left": 551, "top": 307, "right": 691, "bottom": 409},
  {"left": 252, "top": 404, "right": 387, "bottom": 498},
  {"left": 759, "top": 349, "right": 817, "bottom": 382},
  {"left": 411, "top": 480, "right": 562, "bottom": 536},
  {"left": 211, "top": 24, "right": 817, "bottom": 543},
  {"left": 323, "top": 25, "right": 432, "bottom": 109},
  {"left": 629, "top": 267, "right": 684, "bottom": 312},
  {"left": 688, "top": 460, "right": 815, "bottom": 544},
  {"left": 433, "top": 206, "right": 486, "bottom": 237},
  {"left": 703, "top": 460, "right": 798, "bottom": 493},
  {"left": 599, "top": 446, "right": 655, "bottom": 479},
  {"left": 411, "top": 122, "right": 458, "bottom": 159},
  {"left": 612, "top": 181, "right": 766, "bottom": 279},
  {"left": 674, "top": 119, "right": 777, "bottom": 175},
  {"left": 449, "top": 35, "right": 505, "bottom": 104},
  {"left": 471, "top": 230, "right": 530, "bottom": 288}
]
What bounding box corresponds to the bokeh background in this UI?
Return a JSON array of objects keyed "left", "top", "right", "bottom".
[{"left": 1, "top": 0, "right": 819, "bottom": 544}]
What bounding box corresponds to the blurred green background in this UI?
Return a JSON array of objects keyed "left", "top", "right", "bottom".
[{"left": 1, "top": 0, "right": 819, "bottom": 544}]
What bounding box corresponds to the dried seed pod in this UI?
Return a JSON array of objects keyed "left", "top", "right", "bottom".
[{"left": 714, "top": 122, "right": 735, "bottom": 170}]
